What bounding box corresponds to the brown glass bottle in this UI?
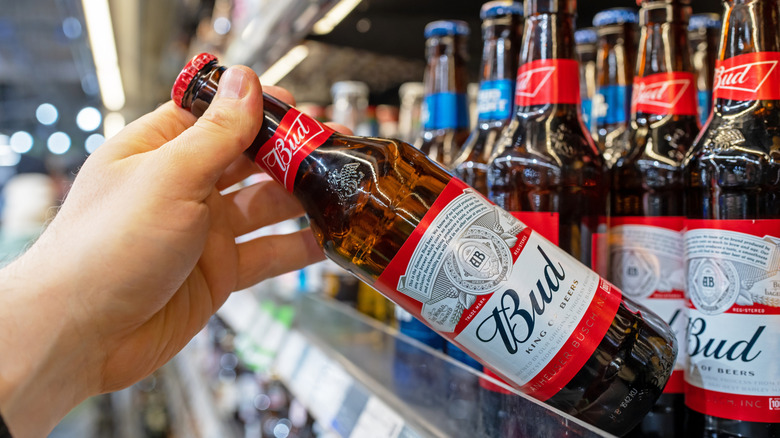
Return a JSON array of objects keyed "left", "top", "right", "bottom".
[
  {"left": 416, "top": 20, "right": 472, "bottom": 166},
  {"left": 175, "top": 53, "right": 676, "bottom": 436},
  {"left": 611, "top": 1, "right": 698, "bottom": 437},
  {"left": 488, "top": 0, "right": 606, "bottom": 270},
  {"left": 592, "top": 7, "right": 639, "bottom": 168},
  {"left": 683, "top": 0, "right": 780, "bottom": 436},
  {"left": 451, "top": 1, "right": 524, "bottom": 195}
]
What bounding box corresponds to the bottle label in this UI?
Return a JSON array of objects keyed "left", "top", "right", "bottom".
[
  {"left": 697, "top": 89, "right": 712, "bottom": 126},
  {"left": 631, "top": 72, "right": 697, "bottom": 116},
  {"left": 375, "top": 179, "right": 622, "bottom": 401},
  {"left": 255, "top": 108, "right": 335, "bottom": 192},
  {"left": 683, "top": 219, "right": 780, "bottom": 423},
  {"left": 514, "top": 59, "right": 580, "bottom": 107},
  {"left": 594, "top": 84, "right": 630, "bottom": 126},
  {"left": 714, "top": 51, "right": 780, "bottom": 101},
  {"left": 477, "top": 79, "right": 513, "bottom": 121},
  {"left": 609, "top": 217, "right": 686, "bottom": 393},
  {"left": 421, "top": 92, "right": 470, "bottom": 130}
]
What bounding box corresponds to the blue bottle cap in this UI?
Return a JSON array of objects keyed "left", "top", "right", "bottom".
[
  {"left": 480, "top": 1, "right": 524, "bottom": 19},
  {"left": 574, "top": 28, "right": 598, "bottom": 45},
  {"left": 424, "top": 20, "right": 470, "bottom": 38},
  {"left": 689, "top": 13, "right": 722, "bottom": 30},
  {"left": 592, "top": 8, "right": 639, "bottom": 27}
]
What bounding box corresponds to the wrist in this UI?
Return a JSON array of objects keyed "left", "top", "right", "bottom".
[{"left": 0, "top": 252, "right": 98, "bottom": 437}]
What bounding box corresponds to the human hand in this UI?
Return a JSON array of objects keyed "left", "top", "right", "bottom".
[{"left": 0, "top": 67, "right": 326, "bottom": 437}]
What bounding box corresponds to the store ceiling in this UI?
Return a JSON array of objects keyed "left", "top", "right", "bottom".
[{"left": 0, "top": 0, "right": 722, "bottom": 165}]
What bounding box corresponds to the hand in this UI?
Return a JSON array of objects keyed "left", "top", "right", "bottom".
[{"left": 0, "top": 67, "right": 325, "bottom": 437}]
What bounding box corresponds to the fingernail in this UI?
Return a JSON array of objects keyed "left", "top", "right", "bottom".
[{"left": 217, "top": 67, "right": 248, "bottom": 100}]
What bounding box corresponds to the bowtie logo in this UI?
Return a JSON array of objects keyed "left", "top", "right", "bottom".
[
  {"left": 714, "top": 60, "right": 778, "bottom": 93},
  {"left": 634, "top": 79, "right": 691, "bottom": 108},
  {"left": 515, "top": 66, "right": 556, "bottom": 98}
]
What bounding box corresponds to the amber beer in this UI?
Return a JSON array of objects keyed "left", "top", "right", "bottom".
[
  {"left": 173, "top": 52, "right": 676, "bottom": 436},
  {"left": 683, "top": 0, "right": 780, "bottom": 436},
  {"left": 610, "top": 1, "right": 699, "bottom": 436}
]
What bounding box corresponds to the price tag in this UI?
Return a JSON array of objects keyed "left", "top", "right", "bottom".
[
  {"left": 349, "top": 396, "right": 405, "bottom": 438},
  {"left": 309, "top": 362, "right": 352, "bottom": 423},
  {"left": 291, "top": 347, "right": 328, "bottom": 404},
  {"left": 274, "top": 331, "right": 308, "bottom": 382}
]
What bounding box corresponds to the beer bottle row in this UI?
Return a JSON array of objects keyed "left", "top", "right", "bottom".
[
  {"left": 409, "top": 0, "right": 779, "bottom": 437},
  {"left": 170, "top": 0, "right": 779, "bottom": 436}
]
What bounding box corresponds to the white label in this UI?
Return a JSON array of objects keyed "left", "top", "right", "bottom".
[
  {"left": 685, "top": 229, "right": 780, "bottom": 314},
  {"left": 609, "top": 224, "right": 684, "bottom": 299},
  {"left": 349, "top": 396, "right": 405, "bottom": 438},
  {"left": 686, "top": 309, "right": 780, "bottom": 396}
]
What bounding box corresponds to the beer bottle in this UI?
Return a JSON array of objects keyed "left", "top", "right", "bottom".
[
  {"left": 451, "top": 1, "right": 524, "bottom": 195},
  {"left": 610, "top": 1, "right": 698, "bottom": 436},
  {"left": 416, "top": 20, "right": 471, "bottom": 166},
  {"left": 173, "top": 52, "right": 677, "bottom": 436},
  {"left": 574, "top": 27, "right": 598, "bottom": 133},
  {"left": 683, "top": 0, "right": 780, "bottom": 436},
  {"left": 592, "top": 8, "right": 639, "bottom": 168},
  {"left": 488, "top": 0, "right": 606, "bottom": 271},
  {"left": 688, "top": 13, "right": 721, "bottom": 127}
]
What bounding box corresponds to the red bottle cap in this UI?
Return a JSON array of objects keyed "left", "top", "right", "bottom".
[{"left": 171, "top": 53, "right": 217, "bottom": 107}]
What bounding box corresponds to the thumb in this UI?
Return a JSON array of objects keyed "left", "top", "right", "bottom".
[{"left": 158, "top": 66, "right": 264, "bottom": 195}]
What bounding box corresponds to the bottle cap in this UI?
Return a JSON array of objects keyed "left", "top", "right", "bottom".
[
  {"left": 480, "top": 1, "right": 524, "bottom": 19},
  {"left": 574, "top": 28, "right": 598, "bottom": 45},
  {"left": 424, "top": 20, "right": 470, "bottom": 38},
  {"left": 171, "top": 53, "right": 217, "bottom": 107},
  {"left": 399, "top": 82, "right": 424, "bottom": 99},
  {"left": 688, "top": 13, "right": 721, "bottom": 30},
  {"left": 593, "top": 8, "right": 639, "bottom": 27},
  {"left": 331, "top": 81, "right": 370, "bottom": 98}
]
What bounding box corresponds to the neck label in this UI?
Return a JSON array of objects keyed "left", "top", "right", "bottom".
[
  {"left": 515, "top": 59, "right": 580, "bottom": 107},
  {"left": 632, "top": 72, "right": 697, "bottom": 116},
  {"left": 714, "top": 51, "right": 780, "bottom": 101},
  {"left": 255, "top": 108, "right": 334, "bottom": 192}
]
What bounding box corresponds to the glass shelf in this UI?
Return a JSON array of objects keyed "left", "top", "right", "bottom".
[{"left": 218, "top": 290, "right": 616, "bottom": 438}]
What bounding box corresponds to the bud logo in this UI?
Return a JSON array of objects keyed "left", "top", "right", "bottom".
[
  {"left": 634, "top": 80, "right": 691, "bottom": 108},
  {"left": 515, "top": 66, "right": 556, "bottom": 98},
  {"left": 514, "top": 59, "right": 580, "bottom": 106},
  {"left": 714, "top": 61, "right": 777, "bottom": 93},
  {"left": 771, "top": 398, "right": 780, "bottom": 411},
  {"left": 632, "top": 72, "right": 697, "bottom": 116},
  {"left": 714, "top": 52, "right": 780, "bottom": 101},
  {"left": 256, "top": 108, "right": 334, "bottom": 192}
]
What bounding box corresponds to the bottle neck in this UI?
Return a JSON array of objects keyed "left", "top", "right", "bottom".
[
  {"left": 636, "top": 1, "right": 693, "bottom": 77},
  {"left": 476, "top": 15, "right": 523, "bottom": 125},
  {"left": 720, "top": 0, "right": 780, "bottom": 59},
  {"left": 423, "top": 34, "right": 469, "bottom": 96},
  {"left": 596, "top": 24, "right": 637, "bottom": 87},
  {"left": 711, "top": 0, "right": 780, "bottom": 112},
  {"left": 515, "top": 7, "right": 581, "bottom": 115},
  {"left": 182, "top": 63, "right": 300, "bottom": 160}
]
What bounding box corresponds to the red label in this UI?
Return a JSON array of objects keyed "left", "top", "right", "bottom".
[
  {"left": 254, "top": 108, "right": 334, "bottom": 192},
  {"left": 631, "top": 72, "right": 697, "bottom": 116},
  {"left": 510, "top": 211, "right": 559, "bottom": 244},
  {"left": 514, "top": 59, "right": 580, "bottom": 107},
  {"left": 714, "top": 52, "right": 780, "bottom": 101},
  {"left": 684, "top": 219, "right": 780, "bottom": 422}
]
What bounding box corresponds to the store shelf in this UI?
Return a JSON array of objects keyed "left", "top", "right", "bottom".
[{"left": 217, "top": 290, "right": 616, "bottom": 438}]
